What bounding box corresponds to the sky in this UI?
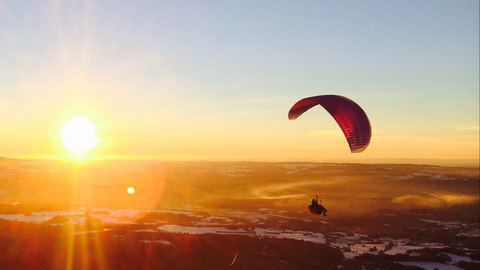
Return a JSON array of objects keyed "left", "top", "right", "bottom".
[{"left": 0, "top": 0, "right": 478, "bottom": 165}]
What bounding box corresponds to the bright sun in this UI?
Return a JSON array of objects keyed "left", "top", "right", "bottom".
[{"left": 61, "top": 117, "right": 98, "bottom": 152}]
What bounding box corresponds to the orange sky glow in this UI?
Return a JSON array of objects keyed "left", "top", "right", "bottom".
[{"left": 1, "top": 1, "right": 478, "bottom": 167}]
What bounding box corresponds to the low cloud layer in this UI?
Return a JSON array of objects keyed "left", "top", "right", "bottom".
[{"left": 392, "top": 193, "right": 478, "bottom": 208}]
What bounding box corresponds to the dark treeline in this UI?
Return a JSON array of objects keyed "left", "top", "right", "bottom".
[
  {"left": 1, "top": 219, "right": 477, "bottom": 270},
  {"left": 0, "top": 219, "right": 345, "bottom": 270}
]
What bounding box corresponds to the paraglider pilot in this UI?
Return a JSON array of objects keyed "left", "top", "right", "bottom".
[{"left": 309, "top": 195, "right": 327, "bottom": 216}]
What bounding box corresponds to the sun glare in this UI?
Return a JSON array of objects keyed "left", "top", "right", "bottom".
[{"left": 61, "top": 117, "right": 98, "bottom": 152}]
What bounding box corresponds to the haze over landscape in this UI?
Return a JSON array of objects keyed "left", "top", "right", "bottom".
[{"left": 0, "top": 1, "right": 478, "bottom": 269}]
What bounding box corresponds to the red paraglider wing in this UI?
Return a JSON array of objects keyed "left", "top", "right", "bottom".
[{"left": 288, "top": 95, "right": 371, "bottom": 153}]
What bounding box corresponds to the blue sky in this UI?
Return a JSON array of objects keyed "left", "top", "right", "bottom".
[{"left": 0, "top": 0, "right": 478, "bottom": 164}]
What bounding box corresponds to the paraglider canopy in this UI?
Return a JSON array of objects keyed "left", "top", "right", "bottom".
[{"left": 288, "top": 95, "right": 371, "bottom": 153}]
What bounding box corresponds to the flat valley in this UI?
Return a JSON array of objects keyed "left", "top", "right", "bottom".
[{"left": 0, "top": 159, "right": 478, "bottom": 269}]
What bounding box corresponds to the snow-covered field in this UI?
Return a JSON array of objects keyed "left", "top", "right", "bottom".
[{"left": 1, "top": 207, "right": 478, "bottom": 270}]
